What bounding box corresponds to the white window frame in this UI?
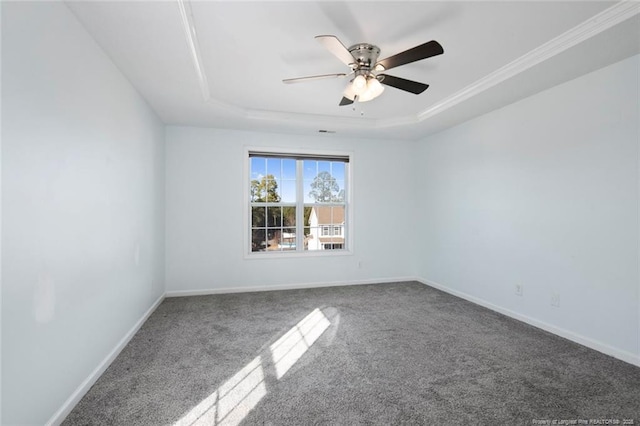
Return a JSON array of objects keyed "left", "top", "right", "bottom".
[{"left": 244, "top": 147, "right": 353, "bottom": 258}]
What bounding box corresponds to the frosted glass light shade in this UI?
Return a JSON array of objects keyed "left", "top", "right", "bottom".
[
  {"left": 358, "top": 77, "right": 384, "bottom": 102},
  {"left": 343, "top": 82, "right": 356, "bottom": 101},
  {"left": 352, "top": 75, "right": 367, "bottom": 95}
]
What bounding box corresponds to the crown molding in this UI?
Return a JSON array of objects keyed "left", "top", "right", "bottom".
[
  {"left": 375, "top": 115, "right": 419, "bottom": 129},
  {"left": 177, "top": 0, "right": 209, "bottom": 102},
  {"left": 178, "top": 0, "right": 639, "bottom": 130},
  {"left": 416, "top": 0, "right": 640, "bottom": 122},
  {"left": 246, "top": 109, "right": 376, "bottom": 128},
  {"left": 178, "top": 0, "right": 249, "bottom": 116}
]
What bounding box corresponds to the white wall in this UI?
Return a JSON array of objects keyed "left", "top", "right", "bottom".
[
  {"left": 1, "top": 3, "right": 165, "bottom": 424},
  {"left": 165, "top": 126, "right": 415, "bottom": 293},
  {"left": 415, "top": 55, "right": 639, "bottom": 363},
  {"left": 2, "top": 2, "right": 637, "bottom": 422}
]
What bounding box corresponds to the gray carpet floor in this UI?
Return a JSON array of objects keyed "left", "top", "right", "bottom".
[{"left": 63, "top": 281, "right": 640, "bottom": 425}]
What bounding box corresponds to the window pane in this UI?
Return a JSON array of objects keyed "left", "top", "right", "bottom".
[
  {"left": 251, "top": 229, "right": 266, "bottom": 252},
  {"left": 305, "top": 227, "right": 319, "bottom": 251},
  {"left": 331, "top": 162, "right": 345, "bottom": 180},
  {"left": 250, "top": 157, "right": 266, "bottom": 180},
  {"left": 282, "top": 159, "right": 296, "bottom": 180},
  {"left": 250, "top": 165, "right": 271, "bottom": 202},
  {"left": 318, "top": 161, "right": 330, "bottom": 173},
  {"left": 303, "top": 160, "right": 317, "bottom": 180},
  {"left": 333, "top": 206, "right": 345, "bottom": 230},
  {"left": 266, "top": 206, "right": 282, "bottom": 227},
  {"left": 265, "top": 178, "right": 280, "bottom": 202},
  {"left": 266, "top": 229, "right": 281, "bottom": 251},
  {"left": 266, "top": 158, "right": 281, "bottom": 178},
  {"left": 251, "top": 206, "right": 266, "bottom": 228},
  {"left": 280, "top": 180, "right": 296, "bottom": 203},
  {"left": 282, "top": 206, "right": 296, "bottom": 227},
  {"left": 335, "top": 181, "right": 345, "bottom": 202},
  {"left": 304, "top": 206, "right": 312, "bottom": 225},
  {"left": 281, "top": 227, "right": 296, "bottom": 250}
]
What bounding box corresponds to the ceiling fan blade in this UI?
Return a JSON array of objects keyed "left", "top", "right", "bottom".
[
  {"left": 315, "top": 35, "right": 355, "bottom": 66},
  {"left": 339, "top": 96, "right": 354, "bottom": 106},
  {"left": 378, "top": 74, "right": 429, "bottom": 94},
  {"left": 375, "top": 40, "right": 443, "bottom": 71},
  {"left": 283, "top": 73, "right": 347, "bottom": 84}
]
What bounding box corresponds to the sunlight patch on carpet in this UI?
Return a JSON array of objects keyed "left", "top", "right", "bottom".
[
  {"left": 174, "top": 355, "right": 266, "bottom": 426},
  {"left": 174, "top": 308, "right": 331, "bottom": 426},
  {"left": 270, "top": 308, "right": 331, "bottom": 379}
]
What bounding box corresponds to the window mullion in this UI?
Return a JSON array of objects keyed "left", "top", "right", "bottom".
[{"left": 295, "top": 160, "right": 304, "bottom": 251}]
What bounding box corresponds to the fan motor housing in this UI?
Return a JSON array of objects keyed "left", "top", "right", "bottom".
[{"left": 348, "top": 43, "right": 380, "bottom": 70}]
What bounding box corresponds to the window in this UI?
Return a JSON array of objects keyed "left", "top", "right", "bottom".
[
  {"left": 248, "top": 151, "right": 349, "bottom": 254},
  {"left": 323, "top": 243, "right": 343, "bottom": 250},
  {"left": 322, "top": 225, "right": 342, "bottom": 236}
]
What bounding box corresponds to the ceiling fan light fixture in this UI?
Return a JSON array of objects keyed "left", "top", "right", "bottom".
[
  {"left": 343, "top": 82, "right": 357, "bottom": 101},
  {"left": 358, "top": 77, "right": 385, "bottom": 102},
  {"left": 285, "top": 35, "right": 444, "bottom": 107},
  {"left": 352, "top": 74, "right": 368, "bottom": 95}
]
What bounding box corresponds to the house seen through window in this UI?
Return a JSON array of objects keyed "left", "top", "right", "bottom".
[{"left": 249, "top": 152, "right": 349, "bottom": 253}]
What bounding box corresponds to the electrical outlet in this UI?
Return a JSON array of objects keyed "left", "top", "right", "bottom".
[
  {"left": 551, "top": 292, "right": 560, "bottom": 307},
  {"left": 515, "top": 284, "right": 523, "bottom": 296}
]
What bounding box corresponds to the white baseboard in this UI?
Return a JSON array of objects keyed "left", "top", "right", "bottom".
[
  {"left": 416, "top": 277, "right": 640, "bottom": 368},
  {"left": 47, "top": 275, "right": 638, "bottom": 425},
  {"left": 165, "top": 276, "right": 417, "bottom": 298},
  {"left": 46, "top": 294, "right": 165, "bottom": 426},
  {"left": 46, "top": 278, "right": 411, "bottom": 424}
]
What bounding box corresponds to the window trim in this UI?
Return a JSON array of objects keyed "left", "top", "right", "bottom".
[{"left": 243, "top": 146, "right": 354, "bottom": 259}]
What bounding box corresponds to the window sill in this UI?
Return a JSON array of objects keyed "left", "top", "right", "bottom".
[{"left": 244, "top": 249, "right": 354, "bottom": 260}]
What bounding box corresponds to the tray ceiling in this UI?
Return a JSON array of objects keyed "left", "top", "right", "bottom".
[{"left": 66, "top": 1, "right": 640, "bottom": 140}]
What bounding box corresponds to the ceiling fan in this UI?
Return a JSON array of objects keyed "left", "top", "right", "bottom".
[{"left": 283, "top": 35, "right": 444, "bottom": 106}]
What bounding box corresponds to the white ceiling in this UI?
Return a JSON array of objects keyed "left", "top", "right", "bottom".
[{"left": 66, "top": 1, "right": 640, "bottom": 140}]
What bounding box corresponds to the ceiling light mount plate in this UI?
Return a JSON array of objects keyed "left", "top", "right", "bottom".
[{"left": 348, "top": 43, "right": 381, "bottom": 70}]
